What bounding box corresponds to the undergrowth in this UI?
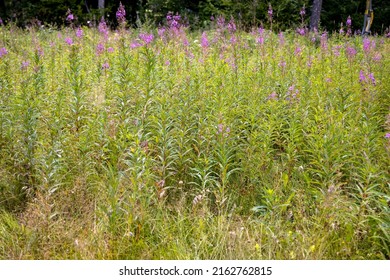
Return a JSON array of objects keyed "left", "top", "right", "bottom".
[{"left": 0, "top": 20, "right": 389, "bottom": 259}]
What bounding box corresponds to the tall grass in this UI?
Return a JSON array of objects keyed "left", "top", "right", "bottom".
[{"left": 0, "top": 20, "right": 389, "bottom": 259}]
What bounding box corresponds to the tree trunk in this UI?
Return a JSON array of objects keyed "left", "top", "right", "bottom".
[
  {"left": 98, "top": 0, "right": 105, "bottom": 17},
  {"left": 310, "top": 0, "right": 323, "bottom": 31}
]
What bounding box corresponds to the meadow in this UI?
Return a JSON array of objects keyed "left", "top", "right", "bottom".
[{"left": 0, "top": 17, "right": 390, "bottom": 259}]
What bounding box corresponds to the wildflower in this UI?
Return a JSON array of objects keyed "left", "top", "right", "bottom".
[
  {"left": 332, "top": 45, "right": 342, "bottom": 57},
  {"left": 66, "top": 9, "right": 74, "bottom": 22},
  {"left": 346, "top": 46, "right": 357, "bottom": 59},
  {"left": 98, "top": 18, "right": 109, "bottom": 39},
  {"left": 368, "top": 72, "right": 376, "bottom": 85},
  {"left": 0, "top": 18, "right": 3, "bottom": 25},
  {"left": 227, "top": 17, "right": 236, "bottom": 33},
  {"left": 102, "top": 62, "right": 110, "bottom": 70},
  {"left": 300, "top": 6, "right": 306, "bottom": 17},
  {"left": 257, "top": 36, "right": 264, "bottom": 46},
  {"left": 35, "top": 46, "right": 44, "bottom": 58},
  {"left": 0, "top": 47, "right": 8, "bottom": 58},
  {"left": 139, "top": 33, "right": 154, "bottom": 45},
  {"left": 339, "top": 23, "right": 345, "bottom": 35},
  {"left": 107, "top": 47, "right": 114, "bottom": 53},
  {"left": 21, "top": 61, "right": 30, "bottom": 70},
  {"left": 296, "top": 27, "right": 305, "bottom": 36},
  {"left": 217, "top": 16, "right": 225, "bottom": 29},
  {"left": 130, "top": 42, "right": 142, "bottom": 49},
  {"left": 257, "top": 27, "right": 265, "bottom": 45},
  {"left": 268, "top": 4, "right": 273, "bottom": 20},
  {"left": 346, "top": 16, "right": 352, "bottom": 36},
  {"left": 167, "top": 12, "right": 180, "bottom": 29},
  {"left": 321, "top": 32, "right": 328, "bottom": 51},
  {"left": 96, "top": 43, "right": 104, "bottom": 56},
  {"left": 230, "top": 35, "right": 237, "bottom": 45},
  {"left": 65, "top": 37, "right": 73, "bottom": 45},
  {"left": 385, "top": 133, "right": 390, "bottom": 139},
  {"left": 359, "top": 70, "right": 366, "bottom": 83},
  {"left": 363, "top": 38, "right": 370, "bottom": 53},
  {"left": 165, "top": 60, "right": 170, "bottom": 66},
  {"left": 116, "top": 2, "right": 126, "bottom": 24},
  {"left": 307, "top": 57, "right": 313, "bottom": 68},
  {"left": 158, "top": 27, "right": 165, "bottom": 38},
  {"left": 201, "top": 32, "right": 209, "bottom": 48},
  {"left": 373, "top": 53, "right": 381, "bottom": 62},
  {"left": 295, "top": 46, "right": 302, "bottom": 56},
  {"left": 267, "top": 92, "right": 278, "bottom": 100},
  {"left": 76, "top": 27, "right": 83, "bottom": 38},
  {"left": 278, "top": 60, "right": 286, "bottom": 69},
  {"left": 346, "top": 16, "right": 352, "bottom": 27},
  {"left": 217, "top": 124, "right": 224, "bottom": 134},
  {"left": 278, "top": 32, "right": 285, "bottom": 46}
]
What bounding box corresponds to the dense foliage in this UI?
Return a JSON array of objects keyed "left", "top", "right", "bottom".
[
  {"left": 0, "top": 13, "right": 389, "bottom": 259},
  {"left": 1, "top": 0, "right": 390, "bottom": 33}
]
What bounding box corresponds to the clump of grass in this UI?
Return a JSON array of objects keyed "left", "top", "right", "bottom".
[{"left": 0, "top": 19, "right": 389, "bottom": 260}]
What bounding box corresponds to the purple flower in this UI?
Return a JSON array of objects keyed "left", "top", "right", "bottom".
[
  {"left": 66, "top": 9, "right": 74, "bottom": 22},
  {"left": 300, "top": 7, "right": 306, "bottom": 16},
  {"left": 158, "top": 27, "right": 165, "bottom": 38},
  {"left": 116, "top": 2, "right": 126, "bottom": 24},
  {"left": 297, "top": 28, "right": 306, "bottom": 36},
  {"left": 165, "top": 60, "right": 170, "bottom": 66},
  {"left": 65, "top": 37, "right": 73, "bottom": 45},
  {"left": 217, "top": 124, "right": 224, "bottom": 134},
  {"left": 346, "top": 16, "right": 352, "bottom": 36},
  {"left": 96, "top": 43, "right": 104, "bottom": 56},
  {"left": 227, "top": 18, "right": 236, "bottom": 33},
  {"left": 359, "top": 70, "right": 366, "bottom": 83},
  {"left": 76, "top": 27, "right": 83, "bottom": 38},
  {"left": 139, "top": 33, "right": 154, "bottom": 45},
  {"left": 287, "top": 84, "right": 299, "bottom": 99},
  {"left": 346, "top": 16, "right": 352, "bottom": 27},
  {"left": 0, "top": 18, "right": 3, "bottom": 25},
  {"left": 102, "top": 62, "right": 110, "bottom": 70},
  {"left": 385, "top": 133, "right": 390, "bottom": 139},
  {"left": 369, "top": 72, "right": 376, "bottom": 85},
  {"left": 279, "top": 60, "right": 286, "bottom": 69},
  {"left": 107, "top": 47, "right": 114, "bottom": 53},
  {"left": 21, "top": 61, "right": 30, "bottom": 70},
  {"left": 267, "top": 92, "right": 278, "bottom": 100},
  {"left": 230, "top": 35, "right": 237, "bottom": 45},
  {"left": 278, "top": 32, "right": 285, "bottom": 46},
  {"left": 332, "top": 45, "right": 342, "bottom": 57},
  {"left": 98, "top": 18, "right": 109, "bottom": 39},
  {"left": 339, "top": 24, "right": 345, "bottom": 35},
  {"left": 321, "top": 32, "right": 328, "bottom": 51},
  {"left": 36, "top": 47, "right": 44, "bottom": 58},
  {"left": 295, "top": 46, "right": 302, "bottom": 56},
  {"left": 268, "top": 4, "right": 273, "bottom": 18},
  {"left": 363, "top": 38, "right": 372, "bottom": 53},
  {"left": 0, "top": 47, "right": 8, "bottom": 58},
  {"left": 201, "top": 32, "right": 209, "bottom": 48},
  {"left": 373, "top": 53, "right": 381, "bottom": 62},
  {"left": 130, "top": 42, "right": 142, "bottom": 49},
  {"left": 217, "top": 16, "right": 225, "bottom": 29},
  {"left": 167, "top": 12, "right": 181, "bottom": 29},
  {"left": 346, "top": 46, "right": 357, "bottom": 59}
]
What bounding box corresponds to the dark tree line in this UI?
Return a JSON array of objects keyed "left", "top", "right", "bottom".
[{"left": 0, "top": 0, "right": 389, "bottom": 33}]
